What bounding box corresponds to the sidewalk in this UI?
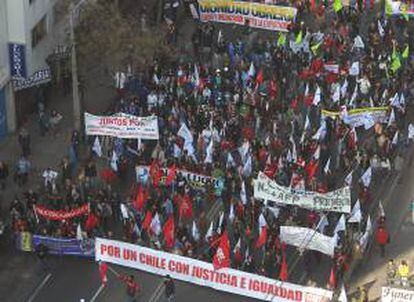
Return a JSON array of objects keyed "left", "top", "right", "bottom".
[{"left": 350, "top": 156, "right": 414, "bottom": 300}]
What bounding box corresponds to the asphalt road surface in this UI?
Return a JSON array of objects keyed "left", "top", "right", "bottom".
[{"left": 25, "top": 256, "right": 259, "bottom": 302}]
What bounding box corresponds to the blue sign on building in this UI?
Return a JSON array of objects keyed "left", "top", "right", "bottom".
[
  {"left": 0, "top": 88, "right": 8, "bottom": 140},
  {"left": 8, "top": 43, "right": 27, "bottom": 79}
]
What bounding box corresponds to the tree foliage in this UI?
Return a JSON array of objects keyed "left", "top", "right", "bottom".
[{"left": 74, "top": 0, "right": 174, "bottom": 72}]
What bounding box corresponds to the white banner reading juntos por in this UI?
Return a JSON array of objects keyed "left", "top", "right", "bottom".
[
  {"left": 95, "top": 238, "right": 333, "bottom": 302},
  {"left": 254, "top": 172, "right": 351, "bottom": 213},
  {"left": 280, "top": 226, "right": 335, "bottom": 257},
  {"left": 84, "top": 112, "right": 159, "bottom": 139}
]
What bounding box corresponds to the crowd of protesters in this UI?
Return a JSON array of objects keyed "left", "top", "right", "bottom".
[{"left": 4, "top": 0, "right": 413, "bottom": 292}]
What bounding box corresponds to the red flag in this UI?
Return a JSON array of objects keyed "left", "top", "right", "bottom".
[
  {"left": 142, "top": 211, "right": 153, "bottom": 230},
  {"left": 165, "top": 164, "right": 176, "bottom": 186},
  {"left": 149, "top": 160, "right": 162, "bottom": 188},
  {"left": 305, "top": 159, "right": 319, "bottom": 181},
  {"left": 329, "top": 265, "right": 337, "bottom": 289},
  {"left": 134, "top": 185, "right": 145, "bottom": 212},
  {"left": 279, "top": 253, "right": 288, "bottom": 281},
  {"left": 213, "top": 231, "right": 230, "bottom": 270},
  {"left": 99, "top": 262, "right": 108, "bottom": 285},
  {"left": 163, "top": 216, "right": 175, "bottom": 248},
  {"left": 256, "top": 69, "right": 264, "bottom": 85},
  {"left": 311, "top": 0, "right": 316, "bottom": 10},
  {"left": 179, "top": 194, "right": 193, "bottom": 219},
  {"left": 255, "top": 226, "right": 267, "bottom": 249},
  {"left": 85, "top": 212, "right": 99, "bottom": 232}
]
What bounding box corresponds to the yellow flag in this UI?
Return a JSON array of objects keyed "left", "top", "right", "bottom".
[
  {"left": 311, "top": 41, "right": 322, "bottom": 55},
  {"left": 295, "top": 30, "right": 303, "bottom": 44},
  {"left": 333, "top": 0, "right": 343, "bottom": 13},
  {"left": 277, "top": 33, "right": 286, "bottom": 47},
  {"left": 385, "top": 0, "right": 393, "bottom": 16},
  {"left": 402, "top": 45, "right": 409, "bottom": 59}
]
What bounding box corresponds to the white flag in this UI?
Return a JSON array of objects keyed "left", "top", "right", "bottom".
[
  {"left": 173, "top": 144, "right": 181, "bottom": 158},
  {"left": 248, "top": 62, "right": 255, "bottom": 78},
  {"left": 192, "top": 221, "right": 200, "bottom": 241},
  {"left": 392, "top": 131, "right": 399, "bottom": 145},
  {"left": 388, "top": 108, "right": 396, "bottom": 128},
  {"left": 334, "top": 214, "right": 347, "bottom": 234},
  {"left": 366, "top": 215, "right": 372, "bottom": 233},
  {"left": 348, "top": 200, "right": 362, "bottom": 223},
  {"left": 150, "top": 213, "right": 161, "bottom": 236},
  {"left": 313, "top": 144, "right": 321, "bottom": 160},
  {"left": 324, "top": 157, "right": 331, "bottom": 174},
  {"left": 349, "top": 84, "right": 358, "bottom": 106},
  {"left": 259, "top": 212, "right": 267, "bottom": 228},
  {"left": 340, "top": 79, "right": 348, "bottom": 98},
  {"left": 312, "top": 121, "right": 327, "bottom": 141},
  {"left": 92, "top": 137, "right": 102, "bottom": 157},
  {"left": 242, "top": 155, "right": 252, "bottom": 177},
  {"left": 360, "top": 166, "right": 372, "bottom": 187},
  {"left": 178, "top": 123, "right": 194, "bottom": 142},
  {"left": 345, "top": 170, "right": 353, "bottom": 186},
  {"left": 378, "top": 20, "right": 385, "bottom": 37},
  {"left": 304, "top": 114, "right": 310, "bottom": 131},
  {"left": 217, "top": 212, "right": 225, "bottom": 234},
  {"left": 332, "top": 85, "right": 340, "bottom": 103},
  {"left": 205, "top": 222, "right": 213, "bottom": 242},
  {"left": 400, "top": 93, "right": 405, "bottom": 106},
  {"left": 353, "top": 35, "right": 365, "bottom": 49},
  {"left": 240, "top": 181, "right": 247, "bottom": 205},
  {"left": 204, "top": 139, "right": 213, "bottom": 164},
  {"left": 349, "top": 62, "right": 360, "bottom": 76},
  {"left": 229, "top": 203, "right": 235, "bottom": 222},
  {"left": 379, "top": 200, "right": 385, "bottom": 217},
  {"left": 317, "top": 214, "right": 329, "bottom": 233},
  {"left": 110, "top": 150, "right": 118, "bottom": 171},
  {"left": 76, "top": 224, "right": 83, "bottom": 240},
  {"left": 313, "top": 86, "right": 321, "bottom": 105},
  {"left": 234, "top": 237, "right": 241, "bottom": 253},
  {"left": 227, "top": 152, "right": 235, "bottom": 168},
  {"left": 339, "top": 284, "right": 348, "bottom": 302},
  {"left": 408, "top": 124, "right": 414, "bottom": 140},
  {"left": 238, "top": 141, "right": 250, "bottom": 163},
  {"left": 390, "top": 93, "right": 400, "bottom": 108}
]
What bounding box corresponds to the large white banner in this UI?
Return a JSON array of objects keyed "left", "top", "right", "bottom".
[
  {"left": 95, "top": 238, "right": 333, "bottom": 302},
  {"left": 321, "top": 107, "right": 388, "bottom": 128},
  {"left": 382, "top": 287, "right": 414, "bottom": 302},
  {"left": 254, "top": 172, "right": 351, "bottom": 213},
  {"left": 84, "top": 112, "right": 159, "bottom": 139},
  {"left": 280, "top": 226, "right": 335, "bottom": 257}
]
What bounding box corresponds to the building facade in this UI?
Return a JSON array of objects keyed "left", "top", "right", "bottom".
[{"left": 0, "top": 0, "right": 69, "bottom": 137}]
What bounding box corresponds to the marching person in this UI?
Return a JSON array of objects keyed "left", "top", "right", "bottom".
[
  {"left": 375, "top": 224, "right": 390, "bottom": 258},
  {"left": 396, "top": 260, "right": 410, "bottom": 287},
  {"left": 164, "top": 274, "right": 176, "bottom": 302},
  {"left": 119, "top": 274, "right": 140, "bottom": 302}
]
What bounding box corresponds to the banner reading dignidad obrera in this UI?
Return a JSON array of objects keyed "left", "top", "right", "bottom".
[
  {"left": 254, "top": 172, "right": 351, "bottom": 213},
  {"left": 95, "top": 238, "right": 332, "bottom": 302},
  {"left": 84, "top": 112, "right": 159, "bottom": 140},
  {"left": 198, "top": 0, "right": 297, "bottom": 32}
]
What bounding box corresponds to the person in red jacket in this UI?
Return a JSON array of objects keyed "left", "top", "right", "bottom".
[{"left": 376, "top": 225, "right": 390, "bottom": 257}]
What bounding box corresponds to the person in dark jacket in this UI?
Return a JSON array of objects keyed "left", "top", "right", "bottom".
[
  {"left": 164, "top": 275, "right": 175, "bottom": 301},
  {"left": 0, "top": 161, "right": 9, "bottom": 190},
  {"left": 18, "top": 128, "right": 31, "bottom": 157}
]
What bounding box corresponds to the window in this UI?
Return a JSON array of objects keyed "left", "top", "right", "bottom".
[{"left": 31, "top": 16, "right": 47, "bottom": 48}]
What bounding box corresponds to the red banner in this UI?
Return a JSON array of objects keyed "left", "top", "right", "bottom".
[{"left": 34, "top": 204, "right": 89, "bottom": 221}]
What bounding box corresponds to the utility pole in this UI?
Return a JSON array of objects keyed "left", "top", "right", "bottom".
[
  {"left": 69, "top": 9, "right": 81, "bottom": 131},
  {"left": 69, "top": 0, "right": 89, "bottom": 131}
]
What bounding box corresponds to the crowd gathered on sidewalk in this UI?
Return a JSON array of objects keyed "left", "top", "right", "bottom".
[{"left": 3, "top": 0, "right": 413, "bottom": 291}]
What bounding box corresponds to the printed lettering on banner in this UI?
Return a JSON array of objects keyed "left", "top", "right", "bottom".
[
  {"left": 84, "top": 112, "right": 159, "bottom": 140},
  {"left": 321, "top": 107, "right": 388, "bottom": 128},
  {"left": 198, "top": 0, "right": 297, "bottom": 32},
  {"left": 382, "top": 287, "right": 414, "bottom": 302},
  {"left": 95, "top": 238, "right": 333, "bottom": 302},
  {"left": 135, "top": 165, "right": 220, "bottom": 189},
  {"left": 254, "top": 172, "right": 351, "bottom": 213}
]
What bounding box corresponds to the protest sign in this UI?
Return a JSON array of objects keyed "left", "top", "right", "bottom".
[
  {"left": 382, "top": 287, "right": 414, "bottom": 302},
  {"left": 96, "top": 238, "right": 333, "bottom": 302},
  {"left": 198, "top": 0, "right": 297, "bottom": 32},
  {"left": 254, "top": 172, "right": 351, "bottom": 213},
  {"left": 84, "top": 112, "right": 159, "bottom": 139},
  {"left": 321, "top": 107, "right": 389, "bottom": 128},
  {"left": 280, "top": 226, "right": 335, "bottom": 257},
  {"left": 135, "top": 165, "right": 220, "bottom": 189},
  {"left": 34, "top": 204, "right": 89, "bottom": 221}
]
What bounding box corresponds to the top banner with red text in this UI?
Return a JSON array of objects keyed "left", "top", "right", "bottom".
[
  {"left": 34, "top": 204, "right": 89, "bottom": 221},
  {"left": 198, "top": 0, "right": 297, "bottom": 32},
  {"left": 95, "top": 238, "right": 333, "bottom": 302},
  {"left": 84, "top": 112, "right": 159, "bottom": 140}
]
